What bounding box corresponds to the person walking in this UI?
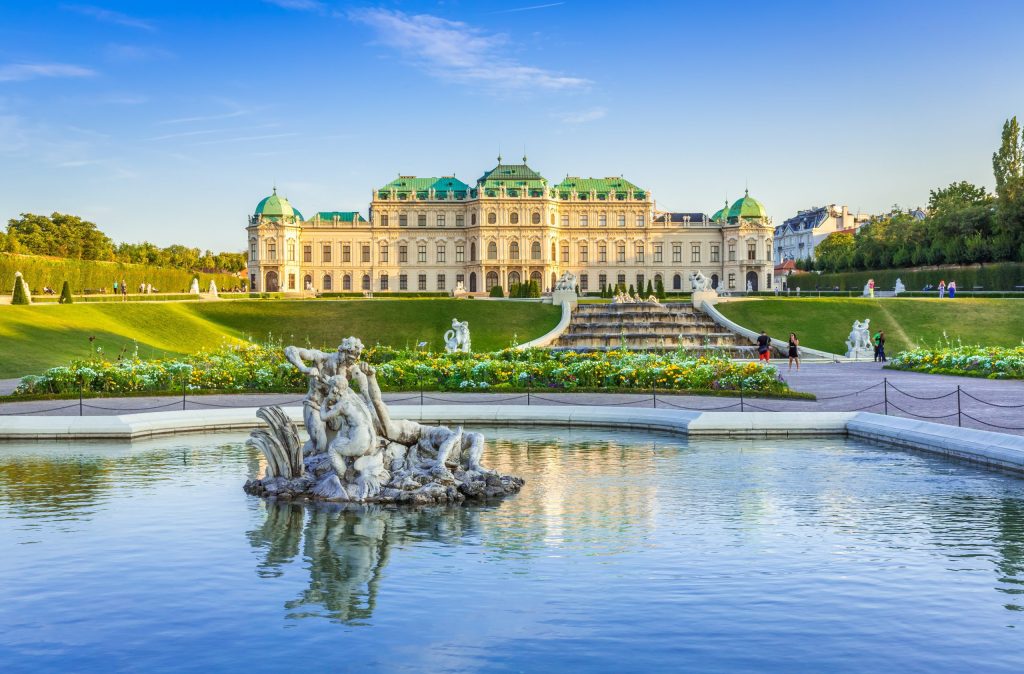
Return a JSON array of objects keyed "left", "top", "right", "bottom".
[
  {"left": 948, "top": 280, "right": 957, "bottom": 298},
  {"left": 938, "top": 279, "right": 946, "bottom": 298},
  {"left": 876, "top": 330, "right": 887, "bottom": 362},
  {"left": 756, "top": 330, "right": 771, "bottom": 364},
  {"left": 787, "top": 332, "right": 800, "bottom": 371},
  {"left": 121, "top": 278, "right": 127, "bottom": 302},
  {"left": 113, "top": 280, "right": 118, "bottom": 295},
  {"left": 873, "top": 329, "right": 882, "bottom": 362}
]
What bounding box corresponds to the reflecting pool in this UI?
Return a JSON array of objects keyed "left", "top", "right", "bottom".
[{"left": 2, "top": 428, "right": 1024, "bottom": 672}]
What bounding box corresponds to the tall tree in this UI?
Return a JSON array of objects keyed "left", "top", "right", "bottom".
[{"left": 992, "top": 116, "right": 1024, "bottom": 257}]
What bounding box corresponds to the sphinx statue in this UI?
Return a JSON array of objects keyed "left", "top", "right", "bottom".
[{"left": 244, "top": 336, "right": 522, "bottom": 504}]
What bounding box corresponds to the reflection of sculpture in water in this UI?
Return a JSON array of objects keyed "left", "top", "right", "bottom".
[
  {"left": 244, "top": 335, "right": 523, "bottom": 504},
  {"left": 246, "top": 501, "right": 483, "bottom": 623}
]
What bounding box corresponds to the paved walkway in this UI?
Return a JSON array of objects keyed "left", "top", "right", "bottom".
[{"left": 1, "top": 362, "right": 1021, "bottom": 435}]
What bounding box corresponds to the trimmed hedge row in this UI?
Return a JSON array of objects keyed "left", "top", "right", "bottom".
[
  {"left": 1, "top": 253, "right": 239, "bottom": 295},
  {"left": 788, "top": 262, "right": 1024, "bottom": 292}
]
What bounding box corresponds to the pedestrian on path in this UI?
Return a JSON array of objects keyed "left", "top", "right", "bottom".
[
  {"left": 121, "top": 278, "right": 127, "bottom": 302},
  {"left": 938, "top": 280, "right": 946, "bottom": 298},
  {"left": 788, "top": 332, "right": 800, "bottom": 371},
  {"left": 948, "top": 280, "right": 957, "bottom": 298},
  {"left": 757, "top": 330, "right": 771, "bottom": 363},
  {"left": 875, "top": 330, "right": 887, "bottom": 362}
]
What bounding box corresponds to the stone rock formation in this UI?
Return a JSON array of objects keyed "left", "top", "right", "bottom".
[{"left": 244, "top": 336, "right": 522, "bottom": 504}]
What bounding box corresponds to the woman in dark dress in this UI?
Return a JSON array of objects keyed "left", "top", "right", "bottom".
[{"left": 788, "top": 332, "right": 800, "bottom": 371}]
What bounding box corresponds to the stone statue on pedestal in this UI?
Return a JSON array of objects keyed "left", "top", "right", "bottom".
[
  {"left": 189, "top": 278, "right": 200, "bottom": 295},
  {"left": 845, "top": 318, "right": 874, "bottom": 358},
  {"left": 444, "top": 319, "right": 471, "bottom": 353}
]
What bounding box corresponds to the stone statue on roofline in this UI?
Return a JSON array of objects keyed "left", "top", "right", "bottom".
[{"left": 244, "top": 336, "right": 522, "bottom": 505}]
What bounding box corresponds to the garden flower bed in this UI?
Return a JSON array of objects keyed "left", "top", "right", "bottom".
[
  {"left": 13, "top": 342, "right": 795, "bottom": 396},
  {"left": 887, "top": 345, "right": 1024, "bottom": 379}
]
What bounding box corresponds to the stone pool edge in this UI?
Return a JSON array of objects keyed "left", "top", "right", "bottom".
[{"left": 1, "top": 405, "right": 1022, "bottom": 474}]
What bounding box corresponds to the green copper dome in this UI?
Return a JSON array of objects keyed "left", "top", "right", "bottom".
[
  {"left": 727, "top": 190, "right": 767, "bottom": 222},
  {"left": 711, "top": 199, "right": 730, "bottom": 223},
  {"left": 255, "top": 188, "right": 303, "bottom": 221}
]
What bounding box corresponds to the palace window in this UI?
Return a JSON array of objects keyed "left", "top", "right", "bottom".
[
  {"left": 380, "top": 214, "right": 389, "bottom": 227},
  {"left": 747, "top": 242, "right": 756, "bottom": 260},
  {"left": 510, "top": 212, "right": 519, "bottom": 225},
  {"left": 672, "top": 244, "right": 681, "bottom": 263},
  {"left": 471, "top": 242, "right": 476, "bottom": 261},
  {"left": 691, "top": 244, "right": 701, "bottom": 263},
  {"left": 471, "top": 213, "right": 477, "bottom": 225},
  {"left": 343, "top": 274, "right": 351, "bottom": 290},
  {"left": 250, "top": 241, "right": 258, "bottom": 260},
  {"left": 532, "top": 212, "right": 541, "bottom": 224},
  {"left": 288, "top": 273, "right": 296, "bottom": 290},
  {"left": 561, "top": 214, "right": 569, "bottom": 227},
  {"left": 380, "top": 243, "right": 388, "bottom": 263},
  {"left": 456, "top": 214, "right": 464, "bottom": 227},
  {"left": 579, "top": 244, "right": 588, "bottom": 262},
  {"left": 418, "top": 274, "right": 427, "bottom": 291},
  {"left": 551, "top": 212, "right": 556, "bottom": 224},
  {"left": 322, "top": 244, "right": 331, "bottom": 263},
  {"left": 323, "top": 274, "right": 332, "bottom": 290},
  {"left": 399, "top": 214, "right": 408, "bottom": 227},
  {"left": 653, "top": 244, "right": 662, "bottom": 262},
  {"left": 711, "top": 245, "right": 720, "bottom": 263},
  {"left": 399, "top": 274, "right": 408, "bottom": 290},
  {"left": 617, "top": 214, "right": 626, "bottom": 227},
  {"left": 486, "top": 272, "right": 499, "bottom": 291},
  {"left": 362, "top": 245, "right": 370, "bottom": 263},
  {"left": 561, "top": 244, "right": 569, "bottom": 262},
  {"left": 637, "top": 274, "right": 645, "bottom": 289},
  {"left": 267, "top": 241, "right": 277, "bottom": 261},
  {"left": 599, "top": 273, "right": 607, "bottom": 289},
  {"left": 636, "top": 214, "right": 645, "bottom": 227},
  {"left": 399, "top": 245, "right": 408, "bottom": 263},
  {"left": 456, "top": 245, "right": 465, "bottom": 262},
  {"left": 617, "top": 244, "right": 626, "bottom": 263},
  {"left": 509, "top": 241, "right": 520, "bottom": 259},
  {"left": 673, "top": 274, "right": 681, "bottom": 290},
  {"left": 531, "top": 241, "right": 541, "bottom": 260},
  {"left": 380, "top": 274, "right": 389, "bottom": 291},
  {"left": 287, "top": 241, "right": 296, "bottom": 261},
  {"left": 551, "top": 242, "right": 556, "bottom": 260},
  {"left": 580, "top": 214, "right": 589, "bottom": 227},
  {"left": 617, "top": 273, "right": 626, "bottom": 287},
  {"left": 437, "top": 214, "right": 445, "bottom": 227},
  {"left": 487, "top": 212, "right": 497, "bottom": 224},
  {"left": 437, "top": 274, "right": 446, "bottom": 291},
  {"left": 766, "top": 273, "right": 772, "bottom": 287},
  {"left": 437, "top": 245, "right": 446, "bottom": 263},
  {"left": 728, "top": 244, "right": 736, "bottom": 261},
  {"left": 343, "top": 245, "right": 351, "bottom": 263},
  {"left": 599, "top": 213, "right": 607, "bottom": 227},
  {"left": 361, "top": 274, "right": 370, "bottom": 291},
  {"left": 636, "top": 244, "right": 644, "bottom": 263},
  {"left": 487, "top": 241, "right": 498, "bottom": 260},
  {"left": 417, "top": 245, "right": 427, "bottom": 263},
  {"left": 728, "top": 272, "right": 736, "bottom": 289},
  {"left": 598, "top": 243, "right": 607, "bottom": 262}
]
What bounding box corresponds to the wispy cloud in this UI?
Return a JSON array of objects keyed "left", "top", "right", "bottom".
[
  {"left": 63, "top": 4, "right": 156, "bottom": 31},
  {"left": 0, "top": 63, "right": 97, "bottom": 82},
  {"left": 263, "top": 0, "right": 325, "bottom": 10},
  {"left": 555, "top": 107, "right": 607, "bottom": 124},
  {"left": 492, "top": 2, "right": 565, "bottom": 13},
  {"left": 146, "top": 123, "right": 279, "bottom": 142},
  {"left": 192, "top": 132, "right": 298, "bottom": 146},
  {"left": 157, "top": 109, "right": 251, "bottom": 125},
  {"left": 349, "top": 9, "right": 589, "bottom": 92},
  {"left": 104, "top": 44, "right": 174, "bottom": 62}
]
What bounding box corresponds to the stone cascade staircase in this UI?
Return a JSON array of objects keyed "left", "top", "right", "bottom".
[{"left": 550, "top": 302, "right": 758, "bottom": 354}]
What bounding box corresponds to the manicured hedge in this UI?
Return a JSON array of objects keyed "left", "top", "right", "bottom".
[{"left": 788, "top": 262, "right": 1024, "bottom": 292}]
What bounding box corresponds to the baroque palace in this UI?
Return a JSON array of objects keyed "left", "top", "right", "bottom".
[{"left": 245, "top": 157, "right": 775, "bottom": 295}]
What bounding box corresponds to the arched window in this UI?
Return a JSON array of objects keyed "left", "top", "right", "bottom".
[
  {"left": 470, "top": 242, "right": 477, "bottom": 261},
  {"left": 510, "top": 212, "right": 519, "bottom": 225},
  {"left": 362, "top": 274, "right": 371, "bottom": 291},
  {"left": 303, "top": 274, "right": 312, "bottom": 290},
  {"left": 487, "top": 212, "right": 497, "bottom": 224},
  {"left": 322, "top": 274, "right": 332, "bottom": 290},
  {"left": 654, "top": 273, "right": 662, "bottom": 288},
  {"left": 485, "top": 271, "right": 499, "bottom": 290},
  {"left": 673, "top": 274, "right": 681, "bottom": 290},
  {"left": 487, "top": 241, "right": 497, "bottom": 259},
  {"left": 343, "top": 274, "right": 351, "bottom": 290},
  {"left": 711, "top": 274, "right": 719, "bottom": 289},
  {"left": 550, "top": 242, "right": 556, "bottom": 260},
  {"left": 531, "top": 241, "right": 541, "bottom": 260},
  {"left": 530, "top": 270, "right": 542, "bottom": 285},
  {"left": 471, "top": 213, "right": 477, "bottom": 225},
  {"left": 508, "top": 271, "right": 521, "bottom": 286},
  {"left": 532, "top": 212, "right": 541, "bottom": 224},
  {"left": 549, "top": 212, "right": 555, "bottom": 225},
  {"left": 509, "top": 241, "right": 520, "bottom": 259}
]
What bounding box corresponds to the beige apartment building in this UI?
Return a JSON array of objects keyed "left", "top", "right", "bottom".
[{"left": 246, "top": 157, "right": 776, "bottom": 295}]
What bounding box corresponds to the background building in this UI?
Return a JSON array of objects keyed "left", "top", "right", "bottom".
[
  {"left": 247, "top": 158, "right": 776, "bottom": 294},
  {"left": 773, "top": 204, "right": 867, "bottom": 265}
]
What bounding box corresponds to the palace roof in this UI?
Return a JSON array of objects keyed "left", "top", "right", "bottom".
[
  {"left": 654, "top": 212, "right": 709, "bottom": 223},
  {"left": 554, "top": 176, "right": 647, "bottom": 200},
  {"left": 312, "top": 211, "right": 367, "bottom": 223},
  {"left": 254, "top": 188, "right": 303, "bottom": 221},
  {"left": 376, "top": 176, "right": 470, "bottom": 199},
  {"left": 727, "top": 190, "right": 767, "bottom": 222}
]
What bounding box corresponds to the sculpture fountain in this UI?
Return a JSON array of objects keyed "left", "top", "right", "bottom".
[{"left": 244, "top": 336, "right": 522, "bottom": 504}]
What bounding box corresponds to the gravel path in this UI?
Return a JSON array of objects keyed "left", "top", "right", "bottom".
[{"left": 1, "top": 362, "right": 1021, "bottom": 435}]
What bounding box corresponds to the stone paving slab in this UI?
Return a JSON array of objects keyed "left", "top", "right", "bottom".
[{"left": 0, "top": 362, "right": 1021, "bottom": 435}]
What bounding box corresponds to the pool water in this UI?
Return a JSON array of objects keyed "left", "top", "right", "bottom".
[{"left": 2, "top": 428, "right": 1024, "bottom": 673}]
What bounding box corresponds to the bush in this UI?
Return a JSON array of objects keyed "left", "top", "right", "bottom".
[
  {"left": 11, "top": 274, "right": 29, "bottom": 305},
  {"left": 59, "top": 280, "right": 73, "bottom": 304},
  {"left": 789, "top": 261, "right": 1024, "bottom": 292},
  {"left": 489, "top": 284, "right": 505, "bottom": 297}
]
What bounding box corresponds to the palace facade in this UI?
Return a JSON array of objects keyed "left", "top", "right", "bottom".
[{"left": 246, "top": 157, "right": 775, "bottom": 295}]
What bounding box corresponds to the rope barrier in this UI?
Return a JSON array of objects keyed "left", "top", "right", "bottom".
[
  {"left": 527, "top": 394, "right": 653, "bottom": 407},
  {"left": 958, "top": 390, "right": 1024, "bottom": 408},
  {"left": 0, "top": 402, "right": 83, "bottom": 416},
  {"left": 419, "top": 394, "right": 529, "bottom": 404},
  {"left": 884, "top": 382, "right": 959, "bottom": 401},
  {"left": 884, "top": 400, "right": 960, "bottom": 420},
  {"left": 811, "top": 381, "right": 884, "bottom": 400},
  {"left": 960, "top": 412, "right": 1024, "bottom": 431},
  {"left": 81, "top": 400, "right": 183, "bottom": 412},
  {"left": 654, "top": 398, "right": 742, "bottom": 411}
]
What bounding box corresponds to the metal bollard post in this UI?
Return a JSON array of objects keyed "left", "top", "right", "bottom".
[
  {"left": 527, "top": 391, "right": 531, "bottom": 406},
  {"left": 79, "top": 376, "right": 83, "bottom": 417},
  {"left": 182, "top": 378, "right": 187, "bottom": 411},
  {"left": 740, "top": 381, "right": 744, "bottom": 412},
  {"left": 956, "top": 386, "right": 962, "bottom": 427},
  {"left": 883, "top": 378, "right": 888, "bottom": 415}
]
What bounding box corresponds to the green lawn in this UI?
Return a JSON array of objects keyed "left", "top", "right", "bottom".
[
  {"left": 716, "top": 298, "right": 1024, "bottom": 355},
  {"left": 0, "top": 299, "right": 560, "bottom": 378}
]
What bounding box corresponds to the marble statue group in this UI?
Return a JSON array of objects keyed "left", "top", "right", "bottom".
[
  {"left": 689, "top": 271, "right": 711, "bottom": 292},
  {"left": 444, "top": 318, "right": 471, "bottom": 353},
  {"left": 845, "top": 318, "right": 874, "bottom": 358},
  {"left": 244, "top": 336, "right": 522, "bottom": 504}
]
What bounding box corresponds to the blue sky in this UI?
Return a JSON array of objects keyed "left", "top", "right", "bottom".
[{"left": 1, "top": 0, "right": 1022, "bottom": 251}]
